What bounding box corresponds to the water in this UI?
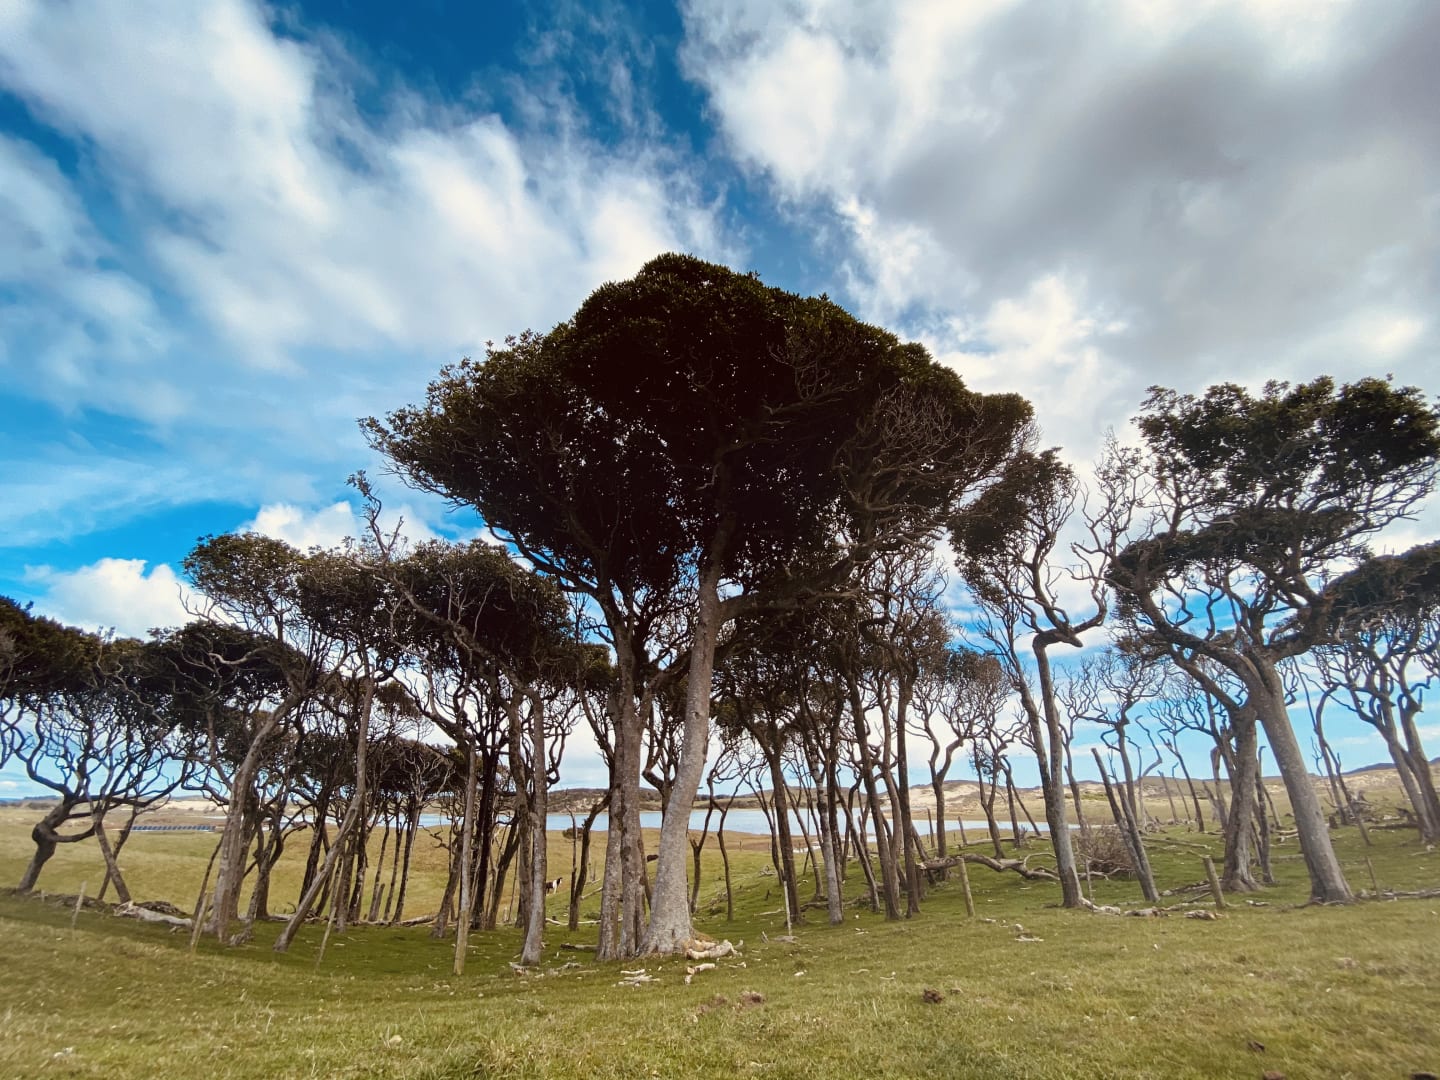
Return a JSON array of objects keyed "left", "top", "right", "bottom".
[{"left": 418, "top": 808, "right": 1046, "bottom": 837}]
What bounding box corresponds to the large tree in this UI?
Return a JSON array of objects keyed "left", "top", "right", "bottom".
[
  {"left": 1108, "top": 377, "right": 1440, "bottom": 904},
  {"left": 367, "top": 254, "right": 1032, "bottom": 954}
]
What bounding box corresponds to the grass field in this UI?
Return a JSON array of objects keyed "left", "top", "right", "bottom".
[{"left": 2, "top": 799, "right": 1438, "bottom": 1079}]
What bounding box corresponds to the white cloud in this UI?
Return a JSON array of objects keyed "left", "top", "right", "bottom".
[
  {"left": 0, "top": 0, "right": 722, "bottom": 370},
  {"left": 238, "top": 500, "right": 444, "bottom": 553},
  {"left": 0, "top": 0, "right": 729, "bottom": 555},
  {"left": 682, "top": 0, "right": 1440, "bottom": 453},
  {"left": 25, "top": 558, "right": 195, "bottom": 637}
]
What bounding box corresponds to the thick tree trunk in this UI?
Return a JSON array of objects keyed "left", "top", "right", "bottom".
[
  {"left": 643, "top": 556, "right": 725, "bottom": 955},
  {"left": 1250, "top": 661, "right": 1352, "bottom": 903},
  {"left": 1397, "top": 704, "right": 1440, "bottom": 843},
  {"left": 19, "top": 800, "right": 91, "bottom": 894},
  {"left": 818, "top": 777, "right": 844, "bottom": 925}
]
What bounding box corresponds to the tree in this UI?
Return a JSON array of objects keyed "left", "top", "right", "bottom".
[
  {"left": 1315, "top": 541, "right": 1440, "bottom": 842},
  {"left": 1109, "top": 377, "right": 1440, "bottom": 903},
  {"left": 911, "top": 646, "right": 1005, "bottom": 860},
  {"left": 183, "top": 533, "right": 333, "bottom": 943},
  {"left": 3, "top": 617, "right": 198, "bottom": 896},
  {"left": 953, "top": 443, "right": 1143, "bottom": 907},
  {"left": 366, "top": 253, "right": 1032, "bottom": 955}
]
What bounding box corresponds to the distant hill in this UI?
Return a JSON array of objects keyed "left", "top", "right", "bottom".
[{"left": 1345, "top": 756, "right": 1440, "bottom": 776}]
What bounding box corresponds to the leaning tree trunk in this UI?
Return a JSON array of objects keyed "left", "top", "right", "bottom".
[
  {"left": 1092, "top": 749, "right": 1158, "bottom": 904},
  {"left": 91, "top": 811, "right": 133, "bottom": 906},
  {"left": 209, "top": 715, "right": 277, "bottom": 941},
  {"left": 1031, "top": 646, "right": 1083, "bottom": 907},
  {"left": 1397, "top": 702, "right": 1440, "bottom": 844},
  {"left": 274, "top": 679, "right": 376, "bottom": 952},
  {"left": 1250, "top": 661, "right": 1352, "bottom": 904}
]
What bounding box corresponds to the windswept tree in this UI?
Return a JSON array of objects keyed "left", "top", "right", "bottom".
[
  {"left": 3, "top": 612, "right": 199, "bottom": 896},
  {"left": 366, "top": 254, "right": 1032, "bottom": 955},
  {"left": 184, "top": 533, "right": 339, "bottom": 943},
  {"left": 382, "top": 538, "right": 577, "bottom": 966},
  {"left": 953, "top": 442, "right": 1144, "bottom": 907},
  {"left": 1315, "top": 541, "right": 1440, "bottom": 843},
  {"left": 1108, "top": 377, "right": 1440, "bottom": 903}
]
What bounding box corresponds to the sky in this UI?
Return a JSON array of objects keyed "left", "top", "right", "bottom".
[{"left": 3, "top": 0, "right": 1439, "bottom": 794}]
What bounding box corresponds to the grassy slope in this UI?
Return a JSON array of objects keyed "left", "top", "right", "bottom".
[{"left": 1, "top": 804, "right": 1438, "bottom": 1079}]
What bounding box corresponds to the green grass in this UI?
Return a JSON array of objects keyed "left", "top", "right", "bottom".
[{"left": 1, "top": 806, "right": 1438, "bottom": 1079}]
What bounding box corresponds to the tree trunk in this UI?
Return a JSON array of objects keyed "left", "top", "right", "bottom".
[
  {"left": 643, "top": 552, "right": 726, "bottom": 955},
  {"left": 569, "top": 795, "right": 606, "bottom": 930},
  {"left": 453, "top": 741, "right": 478, "bottom": 974},
  {"left": 597, "top": 639, "right": 646, "bottom": 961},
  {"left": 1221, "top": 712, "right": 1260, "bottom": 893},
  {"left": 1031, "top": 646, "right": 1083, "bottom": 906},
  {"left": 274, "top": 679, "right": 376, "bottom": 951},
  {"left": 1176, "top": 754, "right": 1205, "bottom": 833},
  {"left": 1250, "top": 660, "right": 1352, "bottom": 903},
  {"left": 19, "top": 800, "right": 91, "bottom": 894},
  {"left": 209, "top": 712, "right": 280, "bottom": 941},
  {"left": 1092, "top": 749, "right": 1158, "bottom": 904},
  {"left": 518, "top": 690, "right": 548, "bottom": 966},
  {"left": 91, "top": 812, "right": 132, "bottom": 906},
  {"left": 1397, "top": 703, "right": 1440, "bottom": 843}
]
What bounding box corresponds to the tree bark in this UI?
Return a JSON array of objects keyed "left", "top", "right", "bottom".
[
  {"left": 643, "top": 548, "right": 726, "bottom": 954},
  {"left": 1221, "top": 712, "right": 1260, "bottom": 893},
  {"left": 1250, "top": 659, "right": 1352, "bottom": 903},
  {"left": 19, "top": 800, "right": 91, "bottom": 894}
]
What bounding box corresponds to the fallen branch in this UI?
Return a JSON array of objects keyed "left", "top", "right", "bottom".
[
  {"left": 685, "top": 939, "right": 737, "bottom": 961},
  {"left": 920, "top": 854, "right": 1059, "bottom": 882},
  {"left": 115, "top": 902, "right": 192, "bottom": 929}
]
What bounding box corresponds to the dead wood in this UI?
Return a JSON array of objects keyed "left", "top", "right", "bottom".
[
  {"left": 115, "top": 901, "right": 192, "bottom": 929},
  {"left": 920, "top": 853, "right": 1059, "bottom": 882},
  {"left": 685, "top": 938, "right": 737, "bottom": 960}
]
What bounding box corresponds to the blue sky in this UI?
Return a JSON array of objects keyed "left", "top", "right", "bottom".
[{"left": 3, "top": 0, "right": 1439, "bottom": 792}]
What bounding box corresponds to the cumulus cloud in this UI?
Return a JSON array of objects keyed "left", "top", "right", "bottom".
[
  {"left": 238, "top": 500, "right": 446, "bottom": 552},
  {"left": 0, "top": 0, "right": 726, "bottom": 550},
  {"left": 25, "top": 557, "right": 195, "bottom": 637},
  {"left": 682, "top": 0, "right": 1440, "bottom": 454}
]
